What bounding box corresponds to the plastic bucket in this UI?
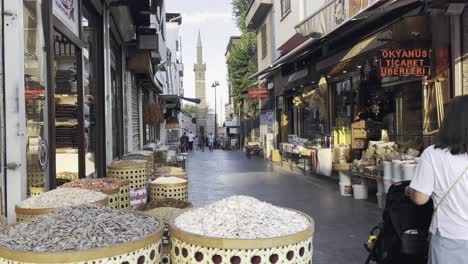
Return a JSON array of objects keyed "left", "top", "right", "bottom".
[
  {"left": 384, "top": 179, "right": 393, "bottom": 193},
  {"left": 392, "top": 160, "right": 403, "bottom": 183},
  {"left": 352, "top": 184, "right": 368, "bottom": 200},
  {"left": 338, "top": 171, "right": 352, "bottom": 185},
  {"left": 339, "top": 183, "right": 353, "bottom": 197},
  {"left": 383, "top": 161, "right": 392, "bottom": 180},
  {"left": 402, "top": 163, "right": 417, "bottom": 181},
  {"left": 377, "top": 180, "right": 385, "bottom": 194},
  {"left": 376, "top": 192, "right": 386, "bottom": 209}
]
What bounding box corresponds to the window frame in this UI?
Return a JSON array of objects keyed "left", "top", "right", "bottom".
[{"left": 280, "top": 0, "right": 291, "bottom": 19}]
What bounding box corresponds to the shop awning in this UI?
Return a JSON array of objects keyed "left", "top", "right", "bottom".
[
  {"left": 288, "top": 68, "right": 309, "bottom": 84},
  {"left": 249, "top": 0, "right": 423, "bottom": 80},
  {"left": 161, "top": 95, "right": 201, "bottom": 105}
]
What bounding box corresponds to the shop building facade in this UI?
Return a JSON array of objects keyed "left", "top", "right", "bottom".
[
  {"left": 0, "top": 0, "right": 183, "bottom": 223},
  {"left": 245, "top": 0, "right": 467, "bottom": 174}
]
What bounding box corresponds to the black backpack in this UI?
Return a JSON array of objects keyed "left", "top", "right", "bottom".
[{"left": 365, "top": 181, "right": 433, "bottom": 264}]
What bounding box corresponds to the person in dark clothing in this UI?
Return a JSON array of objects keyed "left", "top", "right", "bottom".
[{"left": 180, "top": 132, "right": 189, "bottom": 152}]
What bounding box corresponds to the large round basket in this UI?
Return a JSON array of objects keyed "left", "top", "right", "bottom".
[
  {"left": 123, "top": 152, "right": 154, "bottom": 177},
  {"left": 115, "top": 180, "right": 131, "bottom": 210},
  {"left": 15, "top": 197, "right": 108, "bottom": 223},
  {"left": 108, "top": 161, "right": 148, "bottom": 190},
  {"left": 102, "top": 187, "right": 120, "bottom": 210},
  {"left": 0, "top": 225, "right": 164, "bottom": 264},
  {"left": 150, "top": 181, "right": 188, "bottom": 202},
  {"left": 169, "top": 210, "right": 315, "bottom": 264},
  {"left": 27, "top": 171, "right": 44, "bottom": 196}
]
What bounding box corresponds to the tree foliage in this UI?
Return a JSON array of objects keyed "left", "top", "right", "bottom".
[
  {"left": 229, "top": 0, "right": 258, "bottom": 116},
  {"left": 181, "top": 103, "right": 198, "bottom": 117}
]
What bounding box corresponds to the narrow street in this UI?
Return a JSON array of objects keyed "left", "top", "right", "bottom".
[{"left": 186, "top": 150, "right": 381, "bottom": 264}]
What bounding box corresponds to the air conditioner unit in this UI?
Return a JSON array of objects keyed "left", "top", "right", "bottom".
[{"left": 137, "top": 28, "right": 159, "bottom": 50}]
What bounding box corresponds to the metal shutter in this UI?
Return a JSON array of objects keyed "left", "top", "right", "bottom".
[{"left": 131, "top": 85, "right": 140, "bottom": 150}]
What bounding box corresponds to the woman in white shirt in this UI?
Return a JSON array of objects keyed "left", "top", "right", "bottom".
[{"left": 409, "top": 95, "right": 468, "bottom": 264}]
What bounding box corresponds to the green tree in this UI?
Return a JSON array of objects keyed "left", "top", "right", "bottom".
[
  {"left": 181, "top": 104, "right": 198, "bottom": 117},
  {"left": 229, "top": 0, "right": 258, "bottom": 116}
]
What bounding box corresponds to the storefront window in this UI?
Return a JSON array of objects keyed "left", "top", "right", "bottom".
[
  {"left": 53, "top": 30, "right": 79, "bottom": 182},
  {"left": 82, "top": 7, "right": 99, "bottom": 177},
  {"left": 24, "top": 0, "right": 48, "bottom": 195}
]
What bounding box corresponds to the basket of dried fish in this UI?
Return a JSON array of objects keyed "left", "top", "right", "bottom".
[
  {"left": 15, "top": 188, "right": 108, "bottom": 223},
  {"left": 169, "top": 196, "right": 315, "bottom": 263},
  {"left": 108, "top": 160, "right": 148, "bottom": 190},
  {"left": 123, "top": 150, "right": 155, "bottom": 175},
  {"left": 149, "top": 177, "right": 188, "bottom": 202},
  {"left": 100, "top": 178, "right": 131, "bottom": 209},
  {"left": 0, "top": 205, "right": 164, "bottom": 264},
  {"left": 59, "top": 179, "right": 121, "bottom": 209}
]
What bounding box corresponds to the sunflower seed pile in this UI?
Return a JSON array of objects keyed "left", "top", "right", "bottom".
[
  {"left": 143, "top": 207, "right": 185, "bottom": 223},
  {"left": 152, "top": 176, "right": 187, "bottom": 184},
  {"left": 175, "top": 196, "right": 310, "bottom": 239},
  {"left": 0, "top": 205, "right": 160, "bottom": 252},
  {"left": 17, "top": 188, "right": 108, "bottom": 209},
  {"left": 60, "top": 179, "right": 120, "bottom": 194}
]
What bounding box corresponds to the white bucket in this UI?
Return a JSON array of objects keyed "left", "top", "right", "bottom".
[
  {"left": 401, "top": 163, "right": 417, "bottom": 181},
  {"left": 392, "top": 160, "right": 403, "bottom": 182},
  {"left": 376, "top": 192, "right": 386, "bottom": 209},
  {"left": 383, "top": 161, "right": 392, "bottom": 180},
  {"left": 352, "top": 184, "right": 368, "bottom": 200},
  {"left": 338, "top": 171, "right": 352, "bottom": 185},
  {"left": 384, "top": 179, "right": 393, "bottom": 193},
  {"left": 377, "top": 180, "right": 385, "bottom": 194},
  {"left": 339, "top": 183, "right": 353, "bottom": 197}
]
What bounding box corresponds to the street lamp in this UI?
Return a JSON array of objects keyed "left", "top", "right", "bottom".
[{"left": 211, "top": 81, "right": 220, "bottom": 144}]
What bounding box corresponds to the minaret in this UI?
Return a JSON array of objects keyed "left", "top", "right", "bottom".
[
  {"left": 194, "top": 31, "right": 207, "bottom": 107},
  {"left": 194, "top": 31, "right": 207, "bottom": 136}
]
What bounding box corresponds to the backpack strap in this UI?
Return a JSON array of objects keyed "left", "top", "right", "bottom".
[{"left": 433, "top": 166, "right": 468, "bottom": 215}]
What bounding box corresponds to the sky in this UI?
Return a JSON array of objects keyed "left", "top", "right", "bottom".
[{"left": 166, "top": 0, "right": 241, "bottom": 124}]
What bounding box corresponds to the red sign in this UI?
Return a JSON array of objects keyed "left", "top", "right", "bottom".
[
  {"left": 248, "top": 89, "right": 268, "bottom": 99},
  {"left": 380, "top": 49, "right": 431, "bottom": 77}
]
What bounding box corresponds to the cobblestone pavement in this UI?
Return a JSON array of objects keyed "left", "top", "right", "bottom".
[{"left": 186, "top": 149, "right": 381, "bottom": 264}]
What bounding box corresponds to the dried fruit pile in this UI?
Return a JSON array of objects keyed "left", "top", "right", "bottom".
[
  {"left": 152, "top": 176, "right": 187, "bottom": 184},
  {"left": 60, "top": 179, "right": 120, "bottom": 194},
  {"left": 0, "top": 205, "right": 160, "bottom": 252},
  {"left": 174, "top": 196, "right": 310, "bottom": 239},
  {"left": 17, "top": 188, "right": 108, "bottom": 209}
]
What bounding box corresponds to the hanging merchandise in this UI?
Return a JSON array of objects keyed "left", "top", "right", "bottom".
[{"left": 144, "top": 99, "right": 164, "bottom": 126}]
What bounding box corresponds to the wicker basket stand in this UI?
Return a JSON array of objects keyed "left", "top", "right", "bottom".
[
  {"left": 149, "top": 181, "right": 188, "bottom": 202},
  {"left": 108, "top": 160, "right": 148, "bottom": 190},
  {"left": 169, "top": 210, "right": 315, "bottom": 264}
]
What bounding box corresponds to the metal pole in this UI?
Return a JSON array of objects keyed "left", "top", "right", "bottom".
[{"left": 214, "top": 86, "right": 217, "bottom": 141}]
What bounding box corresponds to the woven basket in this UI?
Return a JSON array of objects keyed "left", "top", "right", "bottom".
[
  {"left": 0, "top": 226, "right": 164, "bottom": 264},
  {"left": 29, "top": 187, "right": 45, "bottom": 197},
  {"left": 150, "top": 182, "right": 188, "bottom": 202},
  {"left": 169, "top": 209, "right": 315, "bottom": 264},
  {"left": 159, "top": 172, "right": 188, "bottom": 180},
  {"left": 26, "top": 172, "right": 45, "bottom": 196},
  {"left": 15, "top": 197, "right": 108, "bottom": 223},
  {"left": 108, "top": 161, "right": 148, "bottom": 190}
]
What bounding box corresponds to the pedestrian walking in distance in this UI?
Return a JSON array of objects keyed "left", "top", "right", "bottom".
[
  {"left": 409, "top": 95, "right": 468, "bottom": 264},
  {"left": 194, "top": 136, "right": 199, "bottom": 150},
  {"left": 187, "top": 131, "right": 195, "bottom": 151},
  {"left": 208, "top": 132, "right": 214, "bottom": 151},
  {"left": 180, "top": 132, "right": 189, "bottom": 152}
]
